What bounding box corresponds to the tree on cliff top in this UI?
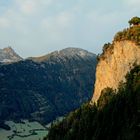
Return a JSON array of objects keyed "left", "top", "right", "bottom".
[{"left": 129, "top": 17, "right": 140, "bottom": 26}]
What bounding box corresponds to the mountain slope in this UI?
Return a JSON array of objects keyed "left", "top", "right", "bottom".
[
  {"left": 0, "top": 47, "right": 22, "bottom": 63},
  {"left": 46, "top": 65, "right": 140, "bottom": 140},
  {"left": 0, "top": 48, "right": 97, "bottom": 125},
  {"left": 46, "top": 18, "right": 140, "bottom": 140}
]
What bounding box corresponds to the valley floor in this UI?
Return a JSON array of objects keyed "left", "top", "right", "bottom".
[{"left": 0, "top": 120, "right": 49, "bottom": 140}]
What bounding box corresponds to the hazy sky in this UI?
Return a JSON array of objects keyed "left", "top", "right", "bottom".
[{"left": 0, "top": 0, "right": 140, "bottom": 58}]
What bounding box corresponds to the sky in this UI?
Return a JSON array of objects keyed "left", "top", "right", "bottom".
[{"left": 0, "top": 0, "right": 140, "bottom": 58}]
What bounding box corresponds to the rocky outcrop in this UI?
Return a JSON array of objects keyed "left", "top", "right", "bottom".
[
  {"left": 91, "top": 41, "right": 140, "bottom": 103},
  {"left": 0, "top": 47, "right": 22, "bottom": 63}
]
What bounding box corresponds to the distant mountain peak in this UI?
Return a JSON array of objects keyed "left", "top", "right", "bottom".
[
  {"left": 59, "top": 47, "right": 96, "bottom": 57},
  {"left": 29, "top": 47, "right": 96, "bottom": 63},
  {"left": 0, "top": 47, "right": 22, "bottom": 63},
  {"left": 3, "top": 46, "right": 13, "bottom": 51}
]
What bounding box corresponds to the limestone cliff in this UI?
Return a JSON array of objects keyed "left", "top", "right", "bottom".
[{"left": 91, "top": 40, "right": 140, "bottom": 103}]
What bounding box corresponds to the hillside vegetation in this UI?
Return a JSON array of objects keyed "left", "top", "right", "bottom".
[
  {"left": 114, "top": 16, "right": 140, "bottom": 44},
  {"left": 45, "top": 65, "right": 140, "bottom": 140},
  {"left": 45, "top": 17, "right": 140, "bottom": 139},
  {"left": 99, "top": 17, "right": 140, "bottom": 61}
]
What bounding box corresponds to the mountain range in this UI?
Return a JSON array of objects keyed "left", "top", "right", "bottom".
[{"left": 0, "top": 47, "right": 97, "bottom": 128}]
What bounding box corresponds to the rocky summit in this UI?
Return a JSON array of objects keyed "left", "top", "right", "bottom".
[
  {"left": 0, "top": 47, "right": 22, "bottom": 63},
  {"left": 28, "top": 47, "right": 95, "bottom": 63}
]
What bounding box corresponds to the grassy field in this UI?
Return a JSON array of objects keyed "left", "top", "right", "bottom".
[{"left": 0, "top": 120, "right": 48, "bottom": 140}]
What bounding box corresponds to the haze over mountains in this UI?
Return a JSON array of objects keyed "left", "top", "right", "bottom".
[{"left": 0, "top": 47, "right": 97, "bottom": 128}]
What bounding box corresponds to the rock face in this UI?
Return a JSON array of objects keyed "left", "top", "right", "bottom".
[
  {"left": 0, "top": 47, "right": 22, "bottom": 63},
  {"left": 0, "top": 47, "right": 97, "bottom": 125},
  {"left": 91, "top": 41, "right": 140, "bottom": 103}
]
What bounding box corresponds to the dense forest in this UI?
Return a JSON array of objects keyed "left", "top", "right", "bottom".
[{"left": 45, "top": 65, "right": 140, "bottom": 140}]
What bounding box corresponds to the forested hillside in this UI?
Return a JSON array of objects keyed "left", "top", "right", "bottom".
[
  {"left": 0, "top": 48, "right": 97, "bottom": 126},
  {"left": 46, "top": 65, "right": 140, "bottom": 140}
]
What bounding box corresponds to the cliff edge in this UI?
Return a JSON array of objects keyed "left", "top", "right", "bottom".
[{"left": 91, "top": 17, "right": 140, "bottom": 103}]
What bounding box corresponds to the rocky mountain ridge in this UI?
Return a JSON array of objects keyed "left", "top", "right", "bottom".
[
  {"left": 0, "top": 47, "right": 22, "bottom": 63},
  {"left": 28, "top": 47, "right": 96, "bottom": 63}
]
